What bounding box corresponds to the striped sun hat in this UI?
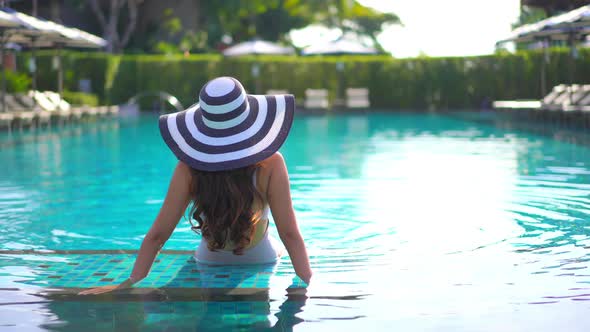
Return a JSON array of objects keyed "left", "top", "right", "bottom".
[{"left": 159, "top": 76, "right": 295, "bottom": 171}]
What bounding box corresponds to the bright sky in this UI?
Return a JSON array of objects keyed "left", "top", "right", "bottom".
[{"left": 290, "top": 0, "right": 521, "bottom": 58}]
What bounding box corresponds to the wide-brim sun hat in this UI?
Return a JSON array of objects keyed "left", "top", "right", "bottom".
[{"left": 159, "top": 76, "right": 295, "bottom": 171}]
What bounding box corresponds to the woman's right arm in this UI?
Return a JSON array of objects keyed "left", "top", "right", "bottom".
[{"left": 267, "top": 153, "right": 312, "bottom": 284}]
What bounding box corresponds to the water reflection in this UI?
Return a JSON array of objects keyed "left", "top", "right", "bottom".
[{"left": 34, "top": 290, "right": 307, "bottom": 331}]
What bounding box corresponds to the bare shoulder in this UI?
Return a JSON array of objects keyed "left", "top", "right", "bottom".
[
  {"left": 265, "top": 151, "right": 286, "bottom": 168},
  {"left": 176, "top": 161, "right": 192, "bottom": 177},
  {"left": 169, "top": 161, "right": 192, "bottom": 190},
  {"left": 260, "top": 152, "right": 286, "bottom": 175},
  {"left": 257, "top": 152, "right": 287, "bottom": 196}
]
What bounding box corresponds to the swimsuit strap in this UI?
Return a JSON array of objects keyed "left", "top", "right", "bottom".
[{"left": 253, "top": 168, "right": 270, "bottom": 220}]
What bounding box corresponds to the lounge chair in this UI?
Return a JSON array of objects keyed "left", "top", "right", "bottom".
[
  {"left": 539, "top": 84, "right": 567, "bottom": 110},
  {"left": 266, "top": 89, "right": 289, "bottom": 95},
  {"left": 345, "top": 88, "right": 370, "bottom": 109},
  {"left": 64, "top": 97, "right": 93, "bottom": 120},
  {"left": 579, "top": 86, "right": 590, "bottom": 112},
  {"left": 566, "top": 85, "right": 588, "bottom": 104},
  {"left": 14, "top": 94, "right": 37, "bottom": 110},
  {"left": 45, "top": 91, "right": 72, "bottom": 115},
  {"left": 12, "top": 94, "right": 50, "bottom": 128},
  {"left": 86, "top": 106, "right": 99, "bottom": 117},
  {"left": 108, "top": 105, "right": 120, "bottom": 116},
  {"left": 97, "top": 106, "right": 109, "bottom": 116},
  {"left": 2, "top": 94, "right": 38, "bottom": 129},
  {"left": 267, "top": 90, "right": 305, "bottom": 109},
  {"left": 563, "top": 85, "right": 590, "bottom": 112},
  {"left": 31, "top": 91, "right": 71, "bottom": 125},
  {"left": 5, "top": 95, "right": 27, "bottom": 112},
  {"left": 38, "top": 111, "right": 51, "bottom": 127},
  {"left": 304, "top": 89, "right": 329, "bottom": 109},
  {"left": 493, "top": 84, "right": 568, "bottom": 111},
  {"left": 8, "top": 110, "right": 35, "bottom": 130},
  {"left": 545, "top": 85, "right": 577, "bottom": 111},
  {"left": 70, "top": 106, "right": 84, "bottom": 120},
  {"left": 0, "top": 112, "right": 14, "bottom": 132},
  {"left": 30, "top": 91, "right": 56, "bottom": 112}
]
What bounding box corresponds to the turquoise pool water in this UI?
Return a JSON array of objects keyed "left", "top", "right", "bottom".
[{"left": 1, "top": 112, "right": 590, "bottom": 331}]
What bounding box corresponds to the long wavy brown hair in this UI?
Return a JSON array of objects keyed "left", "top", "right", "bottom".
[{"left": 187, "top": 164, "right": 264, "bottom": 255}]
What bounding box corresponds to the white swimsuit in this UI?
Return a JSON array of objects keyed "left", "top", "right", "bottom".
[{"left": 193, "top": 172, "right": 283, "bottom": 265}]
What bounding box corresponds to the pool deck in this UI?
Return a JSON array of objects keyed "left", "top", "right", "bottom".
[{"left": 0, "top": 106, "right": 119, "bottom": 132}]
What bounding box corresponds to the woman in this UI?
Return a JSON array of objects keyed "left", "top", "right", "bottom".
[{"left": 79, "top": 77, "right": 312, "bottom": 295}]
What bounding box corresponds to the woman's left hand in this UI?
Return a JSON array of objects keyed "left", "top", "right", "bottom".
[{"left": 78, "top": 279, "right": 133, "bottom": 295}]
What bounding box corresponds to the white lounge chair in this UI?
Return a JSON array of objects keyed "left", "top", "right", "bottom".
[
  {"left": 45, "top": 91, "right": 73, "bottom": 113},
  {"left": 304, "top": 89, "right": 329, "bottom": 109},
  {"left": 32, "top": 91, "right": 72, "bottom": 125},
  {"left": 97, "top": 106, "right": 109, "bottom": 116},
  {"left": 31, "top": 91, "right": 57, "bottom": 112},
  {"left": 86, "top": 106, "right": 99, "bottom": 117},
  {"left": 542, "top": 85, "right": 572, "bottom": 111},
  {"left": 3, "top": 94, "right": 38, "bottom": 129},
  {"left": 578, "top": 86, "right": 590, "bottom": 112},
  {"left": 345, "top": 88, "right": 370, "bottom": 109},
  {"left": 493, "top": 84, "right": 565, "bottom": 111},
  {"left": 0, "top": 112, "right": 14, "bottom": 132},
  {"left": 108, "top": 105, "right": 120, "bottom": 116},
  {"left": 563, "top": 85, "right": 590, "bottom": 112},
  {"left": 266, "top": 89, "right": 289, "bottom": 95},
  {"left": 12, "top": 94, "right": 50, "bottom": 128},
  {"left": 70, "top": 106, "right": 84, "bottom": 120}
]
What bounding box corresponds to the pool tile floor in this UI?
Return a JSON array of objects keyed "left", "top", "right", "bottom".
[{"left": 0, "top": 250, "right": 307, "bottom": 294}]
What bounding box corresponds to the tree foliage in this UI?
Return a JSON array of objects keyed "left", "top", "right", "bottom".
[
  {"left": 512, "top": 5, "right": 548, "bottom": 29},
  {"left": 85, "top": 0, "right": 145, "bottom": 53},
  {"left": 201, "top": 0, "right": 312, "bottom": 46},
  {"left": 74, "top": 0, "right": 399, "bottom": 53},
  {"left": 201, "top": 0, "right": 400, "bottom": 50},
  {"left": 337, "top": 1, "right": 401, "bottom": 50}
]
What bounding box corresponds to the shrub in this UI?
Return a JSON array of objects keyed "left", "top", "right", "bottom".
[
  {"left": 61, "top": 91, "right": 99, "bottom": 106},
  {"left": 4, "top": 70, "right": 31, "bottom": 93}
]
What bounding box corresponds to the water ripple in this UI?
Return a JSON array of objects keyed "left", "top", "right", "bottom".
[{"left": 2, "top": 113, "right": 590, "bottom": 325}]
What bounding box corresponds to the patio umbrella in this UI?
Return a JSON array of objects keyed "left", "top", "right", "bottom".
[
  {"left": 222, "top": 40, "right": 294, "bottom": 93},
  {"left": 33, "top": 21, "right": 106, "bottom": 95},
  {"left": 0, "top": 10, "right": 21, "bottom": 28},
  {"left": 0, "top": 8, "right": 105, "bottom": 112},
  {"left": 501, "top": 5, "right": 590, "bottom": 43},
  {"left": 1, "top": 8, "right": 64, "bottom": 113},
  {"left": 302, "top": 38, "right": 377, "bottom": 56},
  {"left": 67, "top": 27, "right": 107, "bottom": 49},
  {"left": 497, "top": 5, "right": 590, "bottom": 97},
  {"left": 222, "top": 40, "right": 295, "bottom": 56}
]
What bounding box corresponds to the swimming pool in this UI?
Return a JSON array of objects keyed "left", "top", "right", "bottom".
[{"left": 1, "top": 112, "right": 589, "bottom": 331}]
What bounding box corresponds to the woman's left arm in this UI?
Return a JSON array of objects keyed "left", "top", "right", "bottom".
[{"left": 79, "top": 161, "right": 192, "bottom": 295}]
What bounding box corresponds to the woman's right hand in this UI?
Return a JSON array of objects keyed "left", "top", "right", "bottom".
[{"left": 78, "top": 285, "right": 121, "bottom": 296}]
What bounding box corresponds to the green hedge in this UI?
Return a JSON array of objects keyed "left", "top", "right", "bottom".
[
  {"left": 62, "top": 91, "right": 99, "bottom": 106},
  {"left": 17, "top": 48, "right": 590, "bottom": 110}
]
